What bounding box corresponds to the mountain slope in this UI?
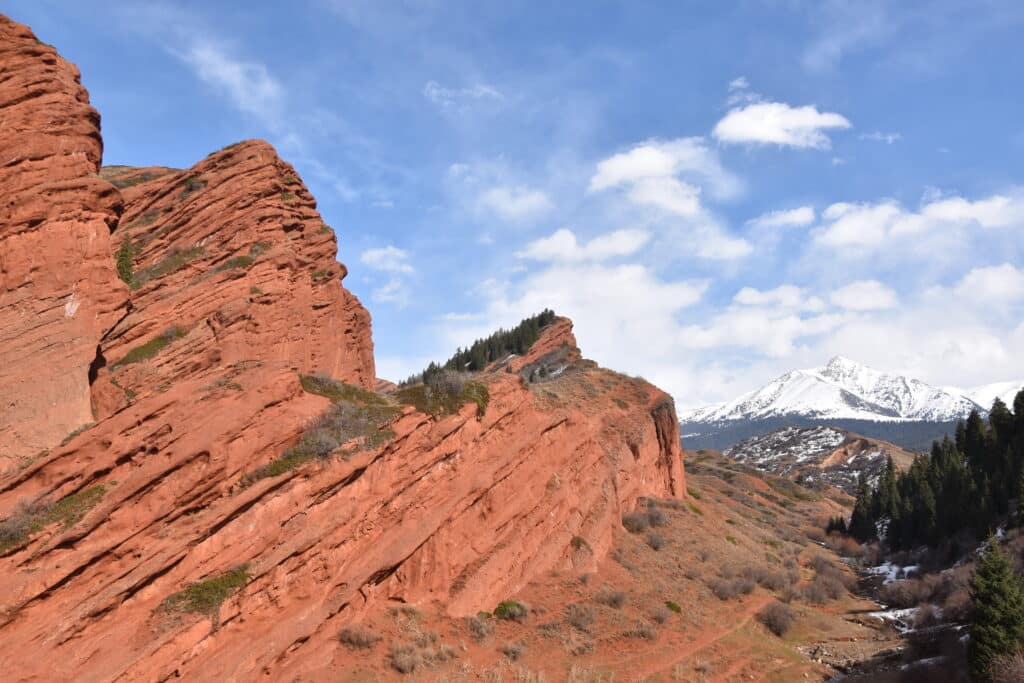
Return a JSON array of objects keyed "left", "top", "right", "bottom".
[
  {"left": 724, "top": 426, "right": 917, "bottom": 493},
  {"left": 959, "top": 380, "right": 1024, "bottom": 411}
]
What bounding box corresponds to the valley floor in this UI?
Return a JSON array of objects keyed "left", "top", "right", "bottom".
[{"left": 320, "top": 452, "right": 909, "bottom": 681}]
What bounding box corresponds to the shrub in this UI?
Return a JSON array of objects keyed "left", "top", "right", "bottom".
[
  {"left": 394, "top": 375, "right": 490, "bottom": 418},
  {"left": 161, "top": 565, "right": 250, "bottom": 614},
  {"left": 992, "top": 651, "right": 1024, "bottom": 683},
  {"left": 623, "top": 503, "right": 667, "bottom": 533},
  {"left": 494, "top": 600, "right": 528, "bottom": 622},
  {"left": 757, "top": 602, "right": 795, "bottom": 637},
  {"left": 802, "top": 573, "right": 847, "bottom": 604},
  {"left": 0, "top": 485, "right": 107, "bottom": 553},
  {"left": 710, "top": 578, "right": 755, "bottom": 600},
  {"left": 652, "top": 607, "right": 671, "bottom": 624},
  {"left": 390, "top": 642, "right": 420, "bottom": 674},
  {"left": 879, "top": 578, "right": 933, "bottom": 609},
  {"left": 646, "top": 533, "right": 666, "bottom": 551},
  {"left": 215, "top": 254, "right": 254, "bottom": 272},
  {"left": 338, "top": 625, "right": 380, "bottom": 648},
  {"left": 622, "top": 512, "right": 650, "bottom": 533},
  {"left": 116, "top": 238, "right": 134, "bottom": 284},
  {"left": 665, "top": 600, "right": 682, "bottom": 613},
  {"left": 565, "top": 603, "right": 595, "bottom": 632},
  {"left": 595, "top": 588, "right": 627, "bottom": 609},
  {"left": 466, "top": 614, "right": 493, "bottom": 641},
  {"left": 247, "top": 375, "right": 400, "bottom": 482},
  {"left": 758, "top": 570, "right": 793, "bottom": 592},
  {"left": 622, "top": 622, "right": 657, "bottom": 640},
  {"left": 499, "top": 641, "right": 525, "bottom": 660}
]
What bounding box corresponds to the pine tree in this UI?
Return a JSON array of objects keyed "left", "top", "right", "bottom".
[
  {"left": 849, "top": 472, "right": 877, "bottom": 542},
  {"left": 969, "top": 540, "right": 1024, "bottom": 681}
]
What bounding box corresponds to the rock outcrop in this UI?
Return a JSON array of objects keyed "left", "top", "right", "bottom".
[
  {"left": 0, "top": 18, "right": 128, "bottom": 463},
  {"left": 0, "top": 14, "right": 685, "bottom": 682},
  {"left": 95, "top": 140, "right": 376, "bottom": 418},
  {"left": 0, "top": 316, "right": 684, "bottom": 681}
]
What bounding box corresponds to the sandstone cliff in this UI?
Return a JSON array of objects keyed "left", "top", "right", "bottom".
[
  {"left": 0, "top": 18, "right": 128, "bottom": 463},
  {"left": 0, "top": 14, "right": 685, "bottom": 682}
]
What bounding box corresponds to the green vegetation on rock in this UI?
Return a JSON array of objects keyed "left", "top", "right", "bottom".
[
  {"left": 113, "top": 326, "right": 186, "bottom": 368},
  {"left": 0, "top": 484, "right": 107, "bottom": 554},
  {"left": 160, "top": 565, "right": 250, "bottom": 614}
]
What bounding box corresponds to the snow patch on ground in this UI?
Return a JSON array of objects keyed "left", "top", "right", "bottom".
[{"left": 865, "top": 562, "right": 919, "bottom": 584}]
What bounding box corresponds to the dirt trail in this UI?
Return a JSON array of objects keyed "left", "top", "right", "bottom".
[{"left": 620, "top": 593, "right": 773, "bottom": 679}]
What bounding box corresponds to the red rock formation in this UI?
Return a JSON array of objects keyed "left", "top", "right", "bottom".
[
  {"left": 0, "top": 322, "right": 682, "bottom": 681},
  {"left": 0, "top": 16, "right": 128, "bottom": 463},
  {"left": 95, "top": 140, "right": 376, "bottom": 417},
  {"left": 0, "top": 16, "right": 685, "bottom": 681}
]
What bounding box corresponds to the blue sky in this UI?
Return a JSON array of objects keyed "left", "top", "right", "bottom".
[{"left": 9, "top": 1, "right": 1024, "bottom": 407}]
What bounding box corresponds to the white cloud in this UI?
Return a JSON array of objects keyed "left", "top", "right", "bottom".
[
  {"left": 952, "top": 264, "right": 1024, "bottom": 302},
  {"left": 371, "top": 277, "right": 410, "bottom": 306},
  {"left": 589, "top": 137, "right": 741, "bottom": 200},
  {"left": 734, "top": 285, "right": 824, "bottom": 311},
  {"left": 728, "top": 76, "right": 750, "bottom": 91},
  {"left": 830, "top": 280, "right": 899, "bottom": 311},
  {"left": 814, "top": 191, "right": 1024, "bottom": 250},
  {"left": 713, "top": 101, "right": 852, "bottom": 149},
  {"left": 679, "top": 309, "right": 847, "bottom": 358},
  {"left": 516, "top": 228, "right": 651, "bottom": 262},
  {"left": 588, "top": 138, "right": 750, "bottom": 261},
  {"left": 360, "top": 245, "right": 414, "bottom": 273},
  {"left": 423, "top": 80, "right": 503, "bottom": 108},
  {"left": 859, "top": 131, "right": 902, "bottom": 144},
  {"left": 446, "top": 262, "right": 708, "bottom": 401},
  {"left": 748, "top": 206, "right": 816, "bottom": 228},
  {"left": 476, "top": 186, "right": 552, "bottom": 221},
  {"left": 176, "top": 41, "right": 283, "bottom": 120}
]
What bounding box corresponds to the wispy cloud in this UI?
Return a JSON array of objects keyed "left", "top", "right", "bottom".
[
  {"left": 176, "top": 41, "right": 283, "bottom": 120},
  {"left": 476, "top": 186, "right": 552, "bottom": 221},
  {"left": 859, "top": 131, "right": 902, "bottom": 144},
  {"left": 423, "top": 80, "right": 504, "bottom": 109},
  {"left": 747, "top": 206, "right": 816, "bottom": 228},
  {"left": 360, "top": 245, "right": 414, "bottom": 273}
]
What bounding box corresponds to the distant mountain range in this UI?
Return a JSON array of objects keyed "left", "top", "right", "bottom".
[{"left": 680, "top": 356, "right": 1023, "bottom": 452}]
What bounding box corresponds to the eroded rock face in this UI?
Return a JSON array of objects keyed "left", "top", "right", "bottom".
[
  {"left": 95, "top": 140, "right": 376, "bottom": 417},
  {"left": 0, "top": 323, "right": 683, "bottom": 681},
  {"left": 0, "top": 16, "right": 128, "bottom": 463}
]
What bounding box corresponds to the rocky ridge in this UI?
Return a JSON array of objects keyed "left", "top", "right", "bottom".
[{"left": 0, "top": 15, "right": 684, "bottom": 681}]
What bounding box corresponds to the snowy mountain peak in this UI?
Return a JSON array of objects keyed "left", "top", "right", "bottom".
[{"left": 680, "top": 357, "right": 982, "bottom": 424}]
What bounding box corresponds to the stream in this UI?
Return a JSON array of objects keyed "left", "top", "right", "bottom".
[{"left": 826, "top": 566, "right": 970, "bottom": 682}]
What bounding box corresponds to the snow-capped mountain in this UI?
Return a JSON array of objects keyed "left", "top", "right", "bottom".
[
  {"left": 682, "top": 356, "right": 980, "bottom": 424},
  {"left": 957, "top": 381, "right": 1024, "bottom": 411}
]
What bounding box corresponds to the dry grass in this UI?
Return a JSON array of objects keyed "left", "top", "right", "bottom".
[
  {"left": 565, "top": 603, "right": 595, "bottom": 632},
  {"left": 594, "top": 588, "right": 627, "bottom": 609},
  {"left": 338, "top": 625, "right": 381, "bottom": 648}
]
